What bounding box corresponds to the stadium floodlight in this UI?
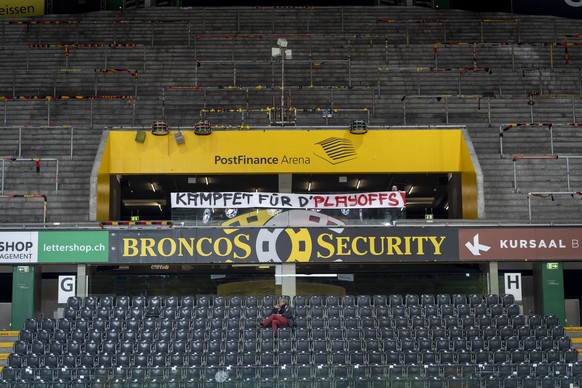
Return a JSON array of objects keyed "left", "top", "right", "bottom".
[
  {"left": 350, "top": 120, "right": 368, "bottom": 134},
  {"left": 151, "top": 121, "right": 170, "bottom": 136},
  {"left": 272, "top": 39, "right": 292, "bottom": 126},
  {"left": 194, "top": 120, "right": 211, "bottom": 136}
]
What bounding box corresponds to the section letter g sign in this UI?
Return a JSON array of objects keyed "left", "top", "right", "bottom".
[
  {"left": 58, "top": 275, "right": 76, "bottom": 303},
  {"left": 60, "top": 276, "right": 74, "bottom": 292}
]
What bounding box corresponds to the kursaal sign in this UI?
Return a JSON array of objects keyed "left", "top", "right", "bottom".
[{"left": 171, "top": 191, "right": 406, "bottom": 209}]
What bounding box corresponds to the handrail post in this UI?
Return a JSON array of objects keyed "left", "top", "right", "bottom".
[
  {"left": 70, "top": 127, "right": 74, "bottom": 160},
  {"left": 55, "top": 159, "right": 59, "bottom": 194},
  {"left": 566, "top": 157, "right": 571, "bottom": 191},
  {"left": 1, "top": 159, "right": 4, "bottom": 194},
  {"left": 18, "top": 127, "right": 22, "bottom": 157},
  {"left": 457, "top": 72, "right": 461, "bottom": 96},
  {"left": 187, "top": 20, "right": 191, "bottom": 48},
  {"left": 513, "top": 158, "right": 518, "bottom": 193},
  {"left": 487, "top": 97, "right": 492, "bottom": 127},
  {"left": 528, "top": 194, "right": 532, "bottom": 221},
  {"left": 499, "top": 125, "right": 504, "bottom": 158},
  {"left": 47, "top": 98, "right": 51, "bottom": 126},
  {"left": 43, "top": 195, "right": 47, "bottom": 225},
  {"left": 549, "top": 124, "right": 554, "bottom": 155},
  {"left": 348, "top": 55, "right": 352, "bottom": 89}
]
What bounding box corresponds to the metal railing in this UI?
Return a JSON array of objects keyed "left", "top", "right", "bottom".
[
  {"left": 1, "top": 157, "right": 59, "bottom": 194},
  {"left": 512, "top": 154, "right": 582, "bottom": 193},
  {"left": 527, "top": 191, "right": 582, "bottom": 221},
  {"left": 499, "top": 123, "right": 582, "bottom": 158},
  {"left": 0, "top": 126, "right": 75, "bottom": 160},
  {"left": 0, "top": 194, "right": 48, "bottom": 224},
  {"left": 511, "top": 155, "right": 558, "bottom": 193}
]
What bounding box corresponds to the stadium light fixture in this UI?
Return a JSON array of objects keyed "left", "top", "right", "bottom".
[
  {"left": 194, "top": 120, "right": 212, "bottom": 136},
  {"left": 272, "top": 39, "right": 292, "bottom": 126},
  {"left": 350, "top": 120, "right": 368, "bottom": 134},
  {"left": 151, "top": 121, "right": 170, "bottom": 136}
]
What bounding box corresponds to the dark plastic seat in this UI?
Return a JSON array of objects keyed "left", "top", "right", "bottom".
[
  {"left": 389, "top": 294, "right": 404, "bottom": 306},
  {"left": 563, "top": 348, "right": 578, "bottom": 362},
  {"left": 98, "top": 353, "right": 114, "bottom": 367},
  {"left": 473, "top": 349, "right": 490, "bottom": 363},
  {"left": 422, "top": 350, "right": 438, "bottom": 364},
  {"left": 13, "top": 340, "right": 28, "bottom": 355},
  {"left": 63, "top": 308, "right": 78, "bottom": 322},
  {"left": 500, "top": 294, "right": 515, "bottom": 306},
  {"left": 115, "top": 352, "right": 131, "bottom": 367},
  {"left": 451, "top": 294, "right": 467, "bottom": 306},
  {"left": 485, "top": 294, "right": 500, "bottom": 306},
  {"left": 42, "top": 353, "right": 59, "bottom": 368},
  {"left": 79, "top": 352, "right": 96, "bottom": 367},
  {"left": 440, "top": 304, "right": 454, "bottom": 316},
  {"left": 25, "top": 353, "right": 41, "bottom": 368},
  {"left": 467, "top": 294, "right": 483, "bottom": 306},
  {"left": 329, "top": 340, "right": 346, "bottom": 352},
  {"left": 30, "top": 340, "right": 46, "bottom": 355},
  {"left": 435, "top": 294, "right": 451, "bottom": 305},
  {"left": 376, "top": 306, "right": 391, "bottom": 318},
  {"left": 421, "top": 305, "right": 438, "bottom": 318},
  {"left": 462, "top": 326, "right": 478, "bottom": 338},
  {"left": 67, "top": 296, "right": 82, "bottom": 310},
  {"left": 84, "top": 296, "right": 99, "bottom": 310}
]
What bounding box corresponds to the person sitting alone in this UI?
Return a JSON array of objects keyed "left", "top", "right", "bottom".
[{"left": 259, "top": 297, "right": 293, "bottom": 336}]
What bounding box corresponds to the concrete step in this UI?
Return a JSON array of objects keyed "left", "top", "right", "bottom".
[{"left": 0, "top": 331, "right": 19, "bottom": 368}]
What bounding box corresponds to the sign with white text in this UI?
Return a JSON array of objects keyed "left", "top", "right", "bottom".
[
  {"left": 459, "top": 228, "right": 582, "bottom": 260},
  {"left": 171, "top": 191, "right": 406, "bottom": 209}
]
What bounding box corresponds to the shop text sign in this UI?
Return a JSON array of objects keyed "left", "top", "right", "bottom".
[
  {"left": 0, "top": 232, "right": 38, "bottom": 263},
  {"left": 171, "top": 191, "right": 406, "bottom": 209},
  {"left": 0, "top": 231, "right": 108, "bottom": 263}
]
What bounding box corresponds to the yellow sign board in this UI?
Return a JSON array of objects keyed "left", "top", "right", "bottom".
[
  {"left": 108, "top": 129, "right": 472, "bottom": 174},
  {"left": 99, "top": 128, "right": 480, "bottom": 220},
  {"left": 0, "top": 0, "right": 45, "bottom": 18}
]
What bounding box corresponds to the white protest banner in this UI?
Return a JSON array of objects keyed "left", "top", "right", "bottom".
[{"left": 171, "top": 191, "right": 406, "bottom": 209}]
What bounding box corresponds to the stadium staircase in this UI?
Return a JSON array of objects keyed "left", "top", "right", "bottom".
[
  {"left": 0, "top": 331, "right": 20, "bottom": 369},
  {"left": 1, "top": 6, "right": 582, "bottom": 222},
  {"left": 567, "top": 328, "right": 582, "bottom": 361}
]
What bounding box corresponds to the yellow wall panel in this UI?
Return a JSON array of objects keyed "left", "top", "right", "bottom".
[
  {"left": 108, "top": 130, "right": 467, "bottom": 174},
  {"left": 0, "top": 0, "right": 44, "bottom": 17},
  {"left": 100, "top": 128, "right": 479, "bottom": 220},
  {"left": 96, "top": 140, "right": 111, "bottom": 221}
]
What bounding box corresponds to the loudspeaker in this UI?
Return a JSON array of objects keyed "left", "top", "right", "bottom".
[
  {"left": 174, "top": 130, "right": 185, "bottom": 145},
  {"left": 135, "top": 131, "right": 146, "bottom": 143}
]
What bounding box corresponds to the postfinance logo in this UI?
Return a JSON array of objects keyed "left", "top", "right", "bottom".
[{"left": 314, "top": 137, "right": 358, "bottom": 165}]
